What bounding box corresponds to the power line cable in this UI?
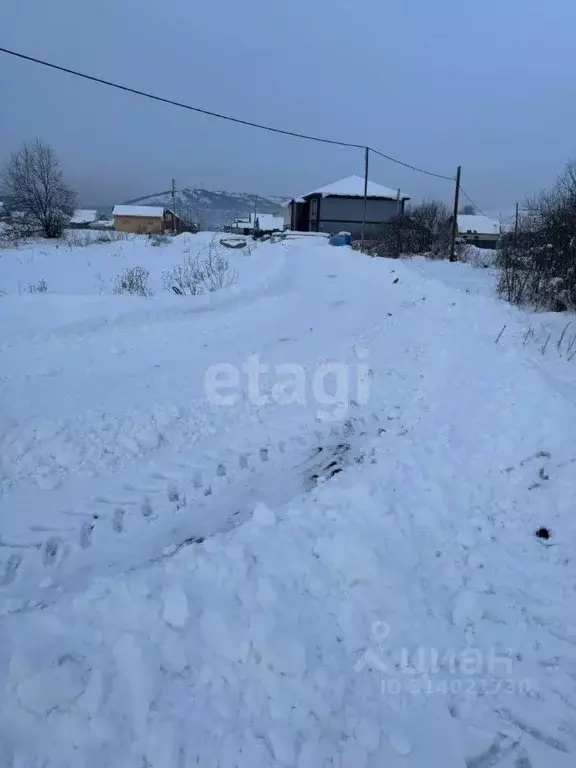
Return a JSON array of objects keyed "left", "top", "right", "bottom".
[
  {"left": 0, "top": 46, "right": 364, "bottom": 149},
  {"left": 0, "top": 45, "right": 455, "bottom": 181},
  {"left": 459, "top": 186, "right": 490, "bottom": 218},
  {"left": 370, "top": 147, "right": 454, "bottom": 181}
]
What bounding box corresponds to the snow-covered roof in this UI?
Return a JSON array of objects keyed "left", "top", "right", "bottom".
[
  {"left": 70, "top": 209, "right": 97, "bottom": 225},
  {"left": 296, "top": 175, "right": 409, "bottom": 202},
  {"left": 112, "top": 205, "right": 165, "bottom": 218},
  {"left": 257, "top": 214, "right": 284, "bottom": 231},
  {"left": 457, "top": 214, "right": 499, "bottom": 236}
]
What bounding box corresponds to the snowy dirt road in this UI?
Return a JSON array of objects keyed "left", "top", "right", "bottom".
[{"left": 1, "top": 236, "right": 576, "bottom": 767}]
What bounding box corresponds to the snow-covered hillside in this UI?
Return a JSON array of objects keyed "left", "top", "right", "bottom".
[{"left": 1, "top": 235, "right": 576, "bottom": 767}]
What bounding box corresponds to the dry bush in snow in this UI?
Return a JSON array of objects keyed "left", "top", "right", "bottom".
[
  {"left": 28, "top": 279, "right": 48, "bottom": 293},
  {"left": 149, "top": 233, "right": 170, "bottom": 247},
  {"left": 162, "top": 235, "right": 237, "bottom": 295},
  {"left": 162, "top": 257, "right": 205, "bottom": 295},
  {"left": 93, "top": 231, "right": 129, "bottom": 245},
  {"left": 0, "top": 212, "right": 40, "bottom": 247},
  {"left": 459, "top": 245, "right": 496, "bottom": 269},
  {"left": 361, "top": 200, "right": 456, "bottom": 259},
  {"left": 113, "top": 266, "right": 152, "bottom": 297},
  {"left": 65, "top": 231, "right": 95, "bottom": 249},
  {"left": 65, "top": 231, "right": 129, "bottom": 249},
  {"left": 202, "top": 237, "right": 238, "bottom": 291}
]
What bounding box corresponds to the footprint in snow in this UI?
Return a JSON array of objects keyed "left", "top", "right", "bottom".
[
  {"left": 1, "top": 553, "right": 22, "bottom": 586},
  {"left": 80, "top": 520, "right": 95, "bottom": 549},
  {"left": 112, "top": 508, "right": 125, "bottom": 533},
  {"left": 44, "top": 536, "right": 63, "bottom": 566},
  {"left": 140, "top": 498, "right": 154, "bottom": 518},
  {"left": 167, "top": 485, "right": 186, "bottom": 510}
]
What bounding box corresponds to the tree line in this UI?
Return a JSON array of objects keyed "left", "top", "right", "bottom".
[
  {"left": 360, "top": 161, "right": 576, "bottom": 314},
  {"left": 497, "top": 161, "right": 576, "bottom": 311}
]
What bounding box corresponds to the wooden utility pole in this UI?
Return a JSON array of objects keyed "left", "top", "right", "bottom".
[
  {"left": 449, "top": 165, "right": 462, "bottom": 262},
  {"left": 396, "top": 188, "right": 402, "bottom": 258},
  {"left": 171, "top": 178, "right": 177, "bottom": 232},
  {"left": 514, "top": 202, "right": 519, "bottom": 245},
  {"left": 361, "top": 147, "right": 369, "bottom": 249}
]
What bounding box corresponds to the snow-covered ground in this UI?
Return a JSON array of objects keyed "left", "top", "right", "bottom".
[
  {"left": 0, "top": 230, "right": 265, "bottom": 297},
  {"left": 1, "top": 235, "right": 576, "bottom": 767}
]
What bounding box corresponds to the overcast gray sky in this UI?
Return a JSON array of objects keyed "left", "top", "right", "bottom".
[{"left": 1, "top": 0, "right": 575, "bottom": 208}]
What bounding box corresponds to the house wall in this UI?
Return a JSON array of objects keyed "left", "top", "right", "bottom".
[
  {"left": 114, "top": 215, "right": 163, "bottom": 234},
  {"left": 309, "top": 196, "right": 403, "bottom": 237},
  {"left": 461, "top": 233, "right": 499, "bottom": 250},
  {"left": 68, "top": 222, "right": 93, "bottom": 230},
  {"left": 163, "top": 211, "right": 183, "bottom": 233}
]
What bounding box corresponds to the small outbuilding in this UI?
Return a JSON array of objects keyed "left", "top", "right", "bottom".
[
  {"left": 284, "top": 175, "right": 410, "bottom": 238},
  {"left": 112, "top": 205, "right": 183, "bottom": 235},
  {"left": 457, "top": 214, "right": 500, "bottom": 249},
  {"left": 69, "top": 209, "right": 98, "bottom": 229}
]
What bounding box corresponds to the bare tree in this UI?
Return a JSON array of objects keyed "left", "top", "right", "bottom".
[
  {"left": 407, "top": 200, "right": 453, "bottom": 254},
  {"left": 1, "top": 139, "right": 76, "bottom": 238},
  {"left": 459, "top": 204, "right": 476, "bottom": 215}
]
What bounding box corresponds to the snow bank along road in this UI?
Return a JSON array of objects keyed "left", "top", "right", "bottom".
[{"left": 1, "top": 235, "right": 576, "bottom": 767}]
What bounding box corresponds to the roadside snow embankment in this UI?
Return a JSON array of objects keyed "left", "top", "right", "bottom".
[
  {"left": 0, "top": 232, "right": 286, "bottom": 339},
  {"left": 0, "top": 233, "right": 288, "bottom": 492}
]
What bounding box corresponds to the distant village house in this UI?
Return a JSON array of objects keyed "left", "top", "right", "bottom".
[
  {"left": 457, "top": 214, "right": 500, "bottom": 249},
  {"left": 68, "top": 209, "right": 98, "bottom": 229},
  {"left": 112, "top": 205, "right": 183, "bottom": 235},
  {"left": 230, "top": 212, "right": 284, "bottom": 235},
  {"left": 284, "top": 175, "right": 410, "bottom": 239}
]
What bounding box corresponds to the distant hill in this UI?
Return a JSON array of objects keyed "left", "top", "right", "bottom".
[{"left": 120, "top": 187, "right": 286, "bottom": 230}]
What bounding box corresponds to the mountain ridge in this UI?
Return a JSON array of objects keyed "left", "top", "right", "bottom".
[{"left": 126, "top": 187, "right": 286, "bottom": 229}]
